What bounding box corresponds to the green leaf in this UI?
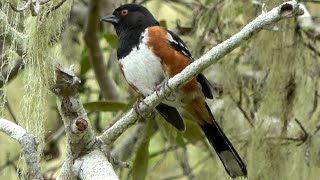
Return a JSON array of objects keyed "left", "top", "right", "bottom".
[
  {"left": 132, "top": 121, "right": 155, "bottom": 180},
  {"left": 123, "top": 95, "right": 140, "bottom": 111},
  {"left": 156, "top": 116, "right": 179, "bottom": 143},
  {"left": 156, "top": 115, "right": 206, "bottom": 147},
  {"left": 132, "top": 139, "right": 149, "bottom": 180},
  {"left": 83, "top": 101, "right": 127, "bottom": 111},
  {"left": 104, "top": 33, "right": 118, "bottom": 48},
  {"left": 181, "top": 119, "right": 206, "bottom": 145},
  {"left": 80, "top": 47, "right": 91, "bottom": 76}
]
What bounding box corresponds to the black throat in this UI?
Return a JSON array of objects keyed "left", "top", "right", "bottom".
[{"left": 117, "top": 27, "right": 145, "bottom": 59}]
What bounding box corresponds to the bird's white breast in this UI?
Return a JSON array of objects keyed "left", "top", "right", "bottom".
[{"left": 119, "top": 29, "right": 166, "bottom": 96}]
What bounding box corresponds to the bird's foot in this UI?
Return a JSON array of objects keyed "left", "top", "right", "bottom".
[
  {"left": 155, "top": 78, "right": 175, "bottom": 101},
  {"left": 133, "top": 97, "right": 154, "bottom": 119},
  {"left": 133, "top": 97, "right": 147, "bottom": 116}
]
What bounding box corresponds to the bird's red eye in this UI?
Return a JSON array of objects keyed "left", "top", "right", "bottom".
[{"left": 121, "top": 9, "right": 128, "bottom": 16}]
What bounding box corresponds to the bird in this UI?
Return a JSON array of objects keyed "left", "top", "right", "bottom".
[{"left": 101, "top": 4, "right": 247, "bottom": 178}]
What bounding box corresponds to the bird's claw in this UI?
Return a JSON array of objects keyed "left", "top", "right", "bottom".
[
  {"left": 133, "top": 97, "right": 154, "bottom": 119},
  {"left": 133, "top": 97, "right": 147, "bottom": 115},
  {"left": 155, "top": 78, "right": 176, "bottom": 102}
]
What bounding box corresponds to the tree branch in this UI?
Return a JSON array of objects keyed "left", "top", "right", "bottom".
[
  {"left": 52, "top": 65, "right": 118, "bottom": 180},
  {"left": 5, "top": 0, "right": 68, "bottom": 17},
  {"left": 74, "top": 149, "right": 118, "bottom": 180},
  {"left": 98, "top": 1, "right": 304, "bottom": 145},
  {"left": 83, "top": 0, "right": 119, "bottom": 100},
  {"left": 111, "top": 123, "right": 146, "bottom": 162},
  {"left": 0, "top": 58, "right": 24, "bottom": 88},
  {"left": 0, "top": 11, "right": 25, "bottom": 56},
  {"left": 298, "top": 2, "right": 320, "bottom": 39},
  {"left": 0, "top": 118, "right": 43, "bottom": 180}
]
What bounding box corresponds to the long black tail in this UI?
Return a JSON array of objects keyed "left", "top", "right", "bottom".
[{"left": 200, "top": 105, "right": 247, "bottom": 178}]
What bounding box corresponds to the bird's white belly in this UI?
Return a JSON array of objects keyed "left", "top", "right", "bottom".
[{"left": 119, "top": 44, "right": 166, "bottom": 96}]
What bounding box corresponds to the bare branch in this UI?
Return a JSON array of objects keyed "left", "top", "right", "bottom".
[
  {"left": 297, "top": 3, "right": 320, "bottom": 39},
  {"left": 4, "top": 97, "right": 18, "bottom": 124},
  {"left": 83, "top": 0, "right": 119, "bottom": 100},
  {"left": 0, "top": 12, "right": 25, "bottom": 56},
  {"left": 53, "top": 65, "right": 94, "bottom": 179},
  {"left": 44, "top": 0, "right": 67, "bottom": 17},
  {"left": 98, "top": 1, "right": 304, "bottom": 145},
  {"left": 161, "top": 153, "right": 212, "bottom": 180},
  {"left": 149, "top": 145, "right": 178, "bottom": 158},
  {"left": 111, "top": 123, "right": 146, "bottom": 162},
  {"left": 5, "top": 0, "right": 69, "bottom": 16},
  {"left": 73, "top": 149, "right": 119, "bottom": 180},
  {"left": 294, "top": 118, "right": 308, "bottom": 138},
  {"left": 52, "top": 64, "right": 118, "bottom": 180},
  {"left": 34, "top": 0, "right": 41, "bottom": 13},
  {"left": 0, "top": 58, "right": 24, "bottom": 88},
  {"left": 148, "top": 144, "right": 170, "bottom": 173},
  {"left": 297, "top": 3, "right": 314, "bottom": 28},
  {"left": 229, "top": 90, "right": 254, "bottom": 127},
  {"left": 0, "top": 118, "right": 43, "bottom": 180},
  {"left": 5, "top": 0, "right": 32, "bottom": 12}
]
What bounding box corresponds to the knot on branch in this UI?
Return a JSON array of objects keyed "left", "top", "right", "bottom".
[
  {"left": 279, "top": 2, "right": 304, "bottom": 18},
  {"left": 75, "top": 118, "right": 88, "bottom": 132},
  {"left": 21, "top": 132, "right": 40, "bottom": 147}
]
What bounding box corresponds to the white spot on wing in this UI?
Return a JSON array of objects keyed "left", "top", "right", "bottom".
[
  {"left": 167, "top": 32, "right": 179, "bottom": 45},
  {"left": 166, "top": 32, "right": 191, "bottom": 58}
]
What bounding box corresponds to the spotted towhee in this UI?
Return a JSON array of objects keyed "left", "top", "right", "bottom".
[{"left": 102, "top": 4, "right": 247, "bottom": 178}]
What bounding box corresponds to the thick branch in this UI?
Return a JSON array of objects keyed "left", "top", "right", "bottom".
[
  {"left": 98, "top": 1, "right": 304, "bottom": 144},
  {"left": 0, "top": 118, "right": 43, "bottom": 180},
  {"left": 83, "top": 0, "right": 119, "bottom": 100},
  {"left": 74, "top": 149, "right": 118, "bottom": 180},
  {"left": 52, "top": 65, "right": 117, "bottom": 180},
  {"left": 111, "top": 123, "right": 146, "bottom": 161},
  {"left": 298, "top": 3, "right": 320, "bottom": 39}
]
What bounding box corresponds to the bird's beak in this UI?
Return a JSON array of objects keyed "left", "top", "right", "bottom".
[{"left": 101, "top": 15, "right": 119, "bottom": 24}]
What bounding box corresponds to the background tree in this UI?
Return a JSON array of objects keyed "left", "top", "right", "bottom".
[{"left": 0, "top": 0, "right": 319, "bottom": 180}]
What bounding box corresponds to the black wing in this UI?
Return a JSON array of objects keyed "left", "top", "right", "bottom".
[
  {"left": 156, "top": 103, "right": 186, "bottom": 132},
  {"left": 166, "top": 30, "right": 215, "bottom": 99},
  {"left": 166, "top": 30, "right": 193, "bottom": 61}
]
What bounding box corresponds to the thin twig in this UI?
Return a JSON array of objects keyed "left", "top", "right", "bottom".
[
  {"left": 149, "top": 145, "right": 178, "bottom": 158},
  {"left": 160, "top": 153, "right": 212, "bottom": 180},
  {"left": 4, "top": 97, "right": 18, "bottom": 124},
  {"left": 0, "top": 58, "right": 24, "bottom": 88},
  {"left": 148, "top": 144, "right": 171, "bottom": 173},
  {"left": 175, "top": 148, "right": 193, "bottom": 178},
  {"left": 305, "top": 136, "right": 312, "bottom": 166},
  {"left": 44, "top": 0, "right": 67, "bottom": 17},
  {"left": 294, "top": 118, "right": 307, "bottom": 134},
  {"left": 5, "top": 0, "right": 32, "bottom": 12},
  {"left": 303, "top": 41, "right": 320, "bottom": 56},
  {"left": 229, "top": 92, "right": 254, "bottom": 127},
  {"left": 313, "top": 123, "right": 320, "bottom": 135}
]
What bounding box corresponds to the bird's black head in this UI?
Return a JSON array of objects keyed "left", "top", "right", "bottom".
[{"left": 101, "top": 4, "right": 159, "bottom": 36}]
